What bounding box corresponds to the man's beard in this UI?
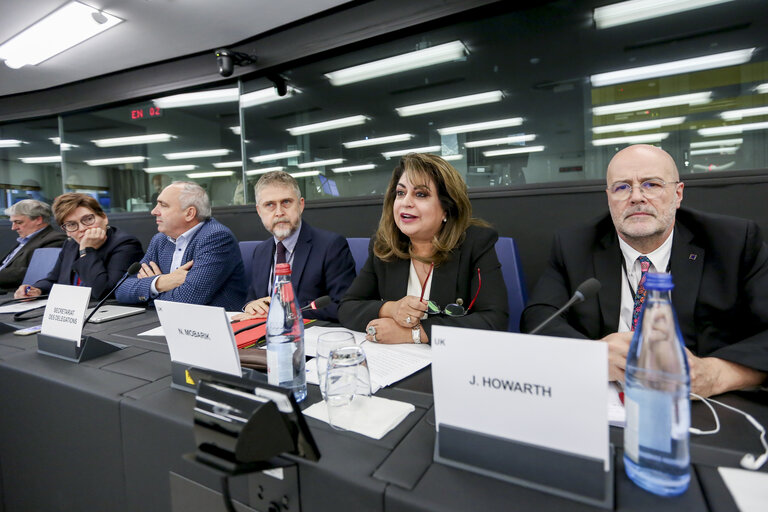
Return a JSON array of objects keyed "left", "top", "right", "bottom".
[{"left": 271, "top": 219, "right": 296, "bottom": 239}]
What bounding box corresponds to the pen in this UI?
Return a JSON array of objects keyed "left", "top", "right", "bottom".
[
  {"left": 616, "top": 380, "right": 625, "bottom": 405},
  {"left": 24, "top": 285, "right": 31, "bottom": 296}
]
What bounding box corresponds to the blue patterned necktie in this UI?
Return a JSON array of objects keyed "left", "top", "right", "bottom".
[{"left": 631, "top": 256, "right": 652, "bottom": 331}]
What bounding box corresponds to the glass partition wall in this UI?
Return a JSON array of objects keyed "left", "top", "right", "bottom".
[{"left": 2, "top": 0, "right": 768, "bottom": 211}]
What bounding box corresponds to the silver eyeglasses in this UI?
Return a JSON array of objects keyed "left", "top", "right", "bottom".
[
  {"left": 607, "top": 178, "right": 679, "bottom": 200},
  {"left": 61, "top": 213, "right": 96, "bottom": 232}
]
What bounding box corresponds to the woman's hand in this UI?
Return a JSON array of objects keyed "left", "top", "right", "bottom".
[
  {"left": 79, "top": 227, "right": 108, "bottom": 251},
  {"left": 239, "top": 297, "right": 271, "bottom": 318},
  {"left": 379, "top": 295, "right": 428, "bottom": 328},
  {"left": 365, "top": 318, "right": 415, "bottom": 344}
]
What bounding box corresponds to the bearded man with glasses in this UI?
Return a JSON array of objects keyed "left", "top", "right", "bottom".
[
  {"left": 15, "top": 193, "right": 143, "bottom": 300},
  {"left": 521, "top": 144, "right": 768, "bottom": 398}
]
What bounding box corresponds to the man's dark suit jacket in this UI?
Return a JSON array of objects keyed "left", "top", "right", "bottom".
[
  {"left": 247, "top": 222, "right": 356, "bottom": 321},
  {"left": 520, "top": 208, "right": 768, "bottom": 372},
  {"left": 33, "top": 226, "right": 144, "bottom": 300},
  {"left": 0, "top": 225, "right": 66, "bottom": 290},
  {"left": 338, "top": 225, "right": 509, "bottom": 338}
]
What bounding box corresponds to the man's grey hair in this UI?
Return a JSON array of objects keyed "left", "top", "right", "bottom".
[
  {"left": 171, "top": 181, "right": 211, "bottom": 220},
  {"left": 254, "top": 171, "right": 301, "bottom": 204},
  {"left": 4, "top": 199, "right": 52, "bottom": 223}
]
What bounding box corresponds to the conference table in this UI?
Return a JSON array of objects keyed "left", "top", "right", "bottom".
[{"left": 0, "top": 307, "right": 763, "bottom": 512}]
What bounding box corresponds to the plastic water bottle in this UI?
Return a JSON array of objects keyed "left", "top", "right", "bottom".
[
  {"left": 624, "top": 272, "right": 690, "bottom": 496},
  {"left": 266, "top": 263, "right": 306, "bottom": 402}
]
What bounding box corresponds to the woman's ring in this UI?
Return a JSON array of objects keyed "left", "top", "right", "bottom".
[
  {"left": 366, "top": 325, "right": 376, "bottom": 337},
  {"left": 372, "top": 334, "right": 378, "bottom": 343},
  {"left": 406, "top": 316, "right": 412, "bottom": 324}
]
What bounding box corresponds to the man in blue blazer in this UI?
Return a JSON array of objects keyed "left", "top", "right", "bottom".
[
  {"left": 240, "top": 171, "right": 356, "bottom": 321},
  {"left": 116, "top": 181, "right": 246, "bottom": 311}
]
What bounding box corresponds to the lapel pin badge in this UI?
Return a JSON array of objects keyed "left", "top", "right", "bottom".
[{"left": 689, "top": 253, "right": 697, "bottom": 261}]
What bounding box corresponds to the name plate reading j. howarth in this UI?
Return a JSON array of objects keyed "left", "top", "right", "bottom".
[
  {"left": 41, "top": 284, "right": 92, "bottom": 345},
  {"left": 155, "top": 300, "right": 241, "bottom": 377},
  {"left": 431, "top": 326, "right": 610, "bottom": 471}
]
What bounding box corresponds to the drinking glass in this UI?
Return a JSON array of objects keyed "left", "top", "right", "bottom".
[
  {"left": 324, "top": 345, "right": 372, "bottom": 430},
  {"left": 316, "top": 330, "right": 356, "bottom": 400}
]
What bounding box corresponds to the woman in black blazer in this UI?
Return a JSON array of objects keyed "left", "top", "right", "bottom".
[
  {"left": 338, "top": 153, "right": 508, "bottom": 344},
  {"left": 15, "top": 193, "right": 143, "bottom": 300}
]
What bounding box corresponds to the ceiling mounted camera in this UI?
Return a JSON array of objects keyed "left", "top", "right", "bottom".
[{"left": 215, "top": 49, "right": 257, "bottom": 78}]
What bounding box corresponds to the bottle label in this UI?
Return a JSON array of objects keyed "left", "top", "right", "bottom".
[
  {"left": 625, "top": 387, "right": 675, "bottom": 459},
  {"left": 624, "top": 396, "right": 640, "bottom": 462},
  {"left": 267, "top": 342, "right": 295, "bottom": 385}
]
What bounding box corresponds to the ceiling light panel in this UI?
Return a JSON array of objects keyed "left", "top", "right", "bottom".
[
  {"left": 593, "top": 0, "right": 735, "bottom": 29},
  {"left": 325, "top": 41, "right": 468, "bottom": 86},
  {"left": 290, "top": 171, "right": 321, "bottom": 178},
  {"left": 153, "top": 88, "right": 238, "bottom": 109},
  {"left": 591, "top": 49, "right": 754, "bottom": 87},
  {"left": 287, "top": 115, "right": 369, "bottom": 136},
  {"left": 19, "top": 156, "right": 62, "bottom": 164},
  {"left": 437, "top": 117, "right": 523, "bottom": 135},
  {"left": 698, "top": 121, "right": 768, "bottom": 136},
  {"left": 332, "top": 164, "right": 376, "bottom": 173},
  {"left": 592, "top": 117, "right": 686, "bottom": 134},
  {"left": 85, "top": 156, "right": 147, "bottom": 166},
  {"left": 464, "top": 134, "right": 536, "bottom": 148},
  {"left": 343, "top": 134, "right": 414, "bottom": 148},
  {"left": 591, "top": 133, "right": 669, "bottom": 146},
  {"left": 144, "top": 165, "right": 197, "bottom": 173},
  {"left": 212, "top": 161, "right": 243, "bottom": 168},
  {"left": 240, "top": 86, "right": 298, "bottom": 108},
  {"left": 163, "top": 149, "right": 232, "bottom": 160},
  {"left": 0, "top": 139, "right": 24, "bottom": 148},
  {"left": 483, "top": 146, "right": 545, "bottom": 157},
  {"left": 442, "top": 154, "right": 464, "bottom": 161},
  {"left": 0, "top": 1, "right": 123, "bottom": 69},
  {"left": 297, "top": 159, "right": 345, "bottom": 169},
  {"left": 92, "top": 133, "right": 175, "bottom": 147},
  {"left": 250, "top": 150, "right": 302, "bottom": 163},
  {"left": 757, "top": 84, "right": 768, "bottom": 94},
  {"left": 187, "top": 171, "right": 234, "bottom": 178},
  {"left": 381, "top": 146, "right": 441, "bottom": 159},
  {"left": 592, "top": 92, "right": 712, "bottom": 115},
  {"left": 689, "top": 138, "right": 743, "bottom": 148},
  {"left": 690, "top": 147, "right": 739, "bottom": 156},
  {"left": 396, "top": 91, "right": 503, "bottom": 117},
  {"left": 246, "top": 166, "right": 285, "bottom": 176},
  {"left": 719, "top": 106, "right": 768, "bottom": 121}
]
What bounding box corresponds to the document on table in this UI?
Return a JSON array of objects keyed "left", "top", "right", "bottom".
[
  {"left": 304, "top": 326, "right": 432, "bottom": 393},
  {"left": 608, "top": 382, "right": 626, "bottom": 427},
  {"left": 0, "top": 299, "right": 48, "bottom": 314},
  {"left": 139, "top": 311, "right": 242, "bottom": 336},
  {"left": 718, "top": 467, "right": 768, "bottom": 512}
]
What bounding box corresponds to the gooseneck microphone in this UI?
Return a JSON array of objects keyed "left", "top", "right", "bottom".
[
  {"left": 233, "top": 295, "right": 332, "bottom": 335},
  {"left": 529, "top": 278, "right": 601, "bottom": 335},
  {"left": 83, "top": 262, "right": 142, "bottom": 325}
]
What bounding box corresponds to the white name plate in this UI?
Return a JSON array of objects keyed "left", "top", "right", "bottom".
[
  {"left": 431, "top": 326, "right": 609, "bottom": 470},
  {"left": 41, "top": 284, "right": 92, "bottom": 345}
]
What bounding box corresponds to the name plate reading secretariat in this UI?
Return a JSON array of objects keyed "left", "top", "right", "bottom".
[
  {"left": 41, "top": 284, "right": 92, "bottom": 345},
  {"left": 155, "top": 300, "right": 241, "bottom": 377},
  {"left": 431, "top": 326, "right": 610, "bottom": 470}
]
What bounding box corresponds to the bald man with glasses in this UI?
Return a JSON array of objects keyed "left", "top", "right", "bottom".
[{"left": 521, "top": 144, "right": 768, "bottom": 398}]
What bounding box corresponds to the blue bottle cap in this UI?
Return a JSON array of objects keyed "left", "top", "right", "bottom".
[{"left": 644, "top": 272, "right": 674, "bottom": 291}]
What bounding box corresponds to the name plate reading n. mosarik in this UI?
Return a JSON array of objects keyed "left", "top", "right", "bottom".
[
  {"left": 155, "top": 300, "right": 241, "bottom": 377},
  {"left": 431, "top": 326, "right": 610, "bottom": 476},
  {"left": 41, "top": 284, "right": 92, "bottom": 346}
]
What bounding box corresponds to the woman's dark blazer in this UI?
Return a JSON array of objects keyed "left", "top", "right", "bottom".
[
  {"left": 338, "top": 225, "right": 508, "bottom": 339},
  {"left": 33, "top": 226, "right": 144, "bottom": 300}
]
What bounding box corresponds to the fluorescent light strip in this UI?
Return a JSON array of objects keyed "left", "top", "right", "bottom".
[
  {"left": 187, "top": 171, "right": 234, "bottom": 179},
  {"left": 290, "top": 171, "right": 321, "bottom": 178},
  {"left": 594, "top": 0, "right": 735, "bottom": 29},
  {"left": 245, "top": 166, "right": 285, "bottom": 176},
  {"left": 325, "top": 41, "right": 467, "bottom": 86},
  {"left": 164, "top": 149, "right": 231, "bottom": 160},
  {"left": 483, "top": 146, "right": 545, "bottom": 157},
  {"left": 250, "top": 150, "right": 302, "bottom": 163},
  {"left": 49, "top": 138, "right": 78, "bottom": 149},
  {"left": 698, "top": 121, "right": 768, "bottom": 136},
  {"left": 240, "top": 86, "right": 297, "bottom": 108},
  {"left": 689, "top": 138, "right": 743, "bottom": 148},
  {"left": 153, "top": 88, "right": 238, "bottom": 109},
  {"left": 396, "top": 91, "right": 503, "bottom": 117},
  {"left": 297, "top": 158, "right": 345, "bottom": 169},
  {"left": 144, "top": 165, "right": 197, "bottom": 173},
  {"left": 720, "top": 106, "right": 768, "bottom": 121},
  {"left": 442, "top": 154, "right": 464, "bottom": 161},
  {"left": 591, "top": 133, "right": 669, "bottom": 146},
  {"left": 85, "top": 156, "right": 147, "bottom": 166},
  {"left": 332, "top": 164, "right": 376, "bottom": 173},
  {"left": 287, "top": 115, "right": 369, "bottom": 136},
  {"left": 0, "top": 139, "right": 24, "bottom": 148},
  {"left": 592, "top": 92, "right": 712, "bottom": 115},
  {"left": 437, "top": 117, "right": 523, "bottom": 135},
  {"left": 381, "top": 146, "right": 441, "bottom": 159},
  {"left": 690, "top": 147, "right": 739, "bottom": 156},
  {"left": 343, "top": 134, "right": 414, "bottom": 148},
  {"left": 229, "top": 126, "right": 241, "bottom": 135},
  {"left": 212, "top": 161, "right": 243, "bottom": 168},
  {"left": 0, "top": 2, "right": 123, "bottom": 69},
  {"left": 592, "top": 117, "right": 686, "bottom": 134},
  {"left": 591, "top": 48, "right": 754, "bottom": 87},
  {"left": 464, "top": 134, "right": 536, "bottom": 148},
  {"left": 92, "top": 133, "right": 175, "bottom": 147},
  {"left": 757, "top": 84, "right": 768, "bottom": 94},
  {"left": 19, "top": 155, "right": 61, "bottom": 164}
]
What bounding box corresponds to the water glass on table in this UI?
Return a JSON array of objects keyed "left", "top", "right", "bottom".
[
  {"left": 316, "top": 330, "right": 356, "bottom": 400},
  {"left": 325, "top": 345, "right": 372, "bottom": 430}
]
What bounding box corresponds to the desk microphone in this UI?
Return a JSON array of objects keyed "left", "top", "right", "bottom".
[
  {"left": 233, "top": 295, "right": 332, "bottom": 335},
  {"left": 529, "top": 278, "right": 601, "bottom": 335},
  {"left": 83, "top": 262, "right": 142, "bottom": 325}
]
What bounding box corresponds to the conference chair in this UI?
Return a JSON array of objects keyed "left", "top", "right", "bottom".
[
  {"left": 21, "top": 247, "right": 62, "bottom": 285},
  {"left": 238, "top": 240, "right": 262, "bottom": 284},
  {"left": 494, "top": 237, "right": 528, "bottom": 332},
  {"left": 346, "top": 237, "right": 369, "bottom": 274}
]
